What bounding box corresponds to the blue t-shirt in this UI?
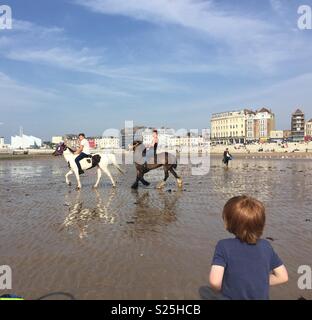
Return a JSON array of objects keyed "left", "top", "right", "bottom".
[{"left": 212, "top": 238, "right": 283, "bottom": 300}]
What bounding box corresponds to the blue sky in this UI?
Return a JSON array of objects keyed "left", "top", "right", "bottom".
[{"left": 1, "top": 0, "right": 312, "bottom": 141}]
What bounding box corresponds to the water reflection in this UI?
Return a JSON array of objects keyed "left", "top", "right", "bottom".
[
  {"left": 60, "top": 189, "right": 117, "bottom": 239},
  {"left": 125, "top": 189, "right": 182, "bottom": 237}
]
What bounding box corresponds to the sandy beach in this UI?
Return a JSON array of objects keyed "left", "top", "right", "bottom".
[{"left": 0, "top": 155, "right": 311, "bottom": 300}]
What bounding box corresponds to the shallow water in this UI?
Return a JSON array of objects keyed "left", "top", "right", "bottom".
[{"left": 0, "top": 156, "right": 311, "bottom": 300}]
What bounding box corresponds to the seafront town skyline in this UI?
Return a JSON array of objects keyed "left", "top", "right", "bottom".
[
  {"left": 1, "top": 107, "right": 312, "bottom": 150},
  {"left": 1, "top": 105, "right": 312, "bottom": 144}
]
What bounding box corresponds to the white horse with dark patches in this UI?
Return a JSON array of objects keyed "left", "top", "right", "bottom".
[{"left": 53, "top": 142, "right": 124, "bottom": 190}]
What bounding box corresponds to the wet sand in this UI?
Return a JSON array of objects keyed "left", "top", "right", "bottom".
[{"left": 0, "top": 156, "right": 311, "bottom": 300}]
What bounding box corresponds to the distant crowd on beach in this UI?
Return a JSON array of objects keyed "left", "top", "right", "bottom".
[{"left": 211, "top": 141, "right": 312, "bottom": 155}]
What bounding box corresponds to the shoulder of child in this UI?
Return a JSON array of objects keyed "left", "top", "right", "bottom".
[
  {"left": 216, "top": 238, "right": 237, "bottom": 248},
  {"left": 257, "top": 238, "right": 273, "bottom": 248}
]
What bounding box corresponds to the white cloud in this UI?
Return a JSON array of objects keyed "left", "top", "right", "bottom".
[
  {"left": 7, "top": 47, "right": 102, "bottom": 72},
  {"left": 75, "top": 0, "right": 272, "bottom": 42},
  {"left": 73, "top": 0, "right": 312, "bottom": 73},
  {"left": 12, "top": 20, "right": 64, "bottom": 34}
]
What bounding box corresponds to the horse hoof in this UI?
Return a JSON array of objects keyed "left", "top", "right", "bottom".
[
  {"left": 112, "top": 184, "right": 116, "bottom": 188},
  {"left": 177, "top": 178, "right": 183, "bottom": 188},
  {"left": 131, "top": 184, "right": 139, "bottom": 190},
  {"left": 157, "top": 181, "right": 166, "bottom": 189},
  {"left": 76, "top": 187, "right": 81, "bottom": 191},
  {"left": 93, "top": 185, "right": 98, "bottom": 189},
  {"left": 68, "top": 182, "right": 72, "bottom": 187}
]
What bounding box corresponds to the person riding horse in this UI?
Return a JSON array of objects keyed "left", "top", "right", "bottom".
[
  {"left": 151, "top": 129, "right": 159, "bottom": 164},
  {"left": 75, "top": 133, "right": 91, "bottom": 175}
]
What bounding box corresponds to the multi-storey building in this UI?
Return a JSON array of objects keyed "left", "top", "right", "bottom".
[
  {"left": 254, "top": 108, "right": 275, "bottom": 142},
  {"left": 211, "top": 109, "right": 247, "bottom": 144},
  {"left": 95, "top": 136, "right": 120, "bottom": 149},
  {"left": 291, "top": 109, "right": 305, "bottom": 142},
  {"left": 211, "top": 108, "right": 275, "bottom": 144},
  {"left": 305, "top": 118, "right": 312, "bottom": 139}
]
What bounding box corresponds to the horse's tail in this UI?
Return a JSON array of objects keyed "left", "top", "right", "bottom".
[{"left": 108, "top": 154, "right": 124, "bottom": 174}]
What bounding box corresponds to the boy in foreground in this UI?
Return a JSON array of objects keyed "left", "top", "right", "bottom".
[{"left": 208, "top": 196, "right": 288, "bottom": 300}]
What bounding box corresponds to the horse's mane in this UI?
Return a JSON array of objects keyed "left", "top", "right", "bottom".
[{"left": 66, "top": 145, "right": 75, "bottom": 153}]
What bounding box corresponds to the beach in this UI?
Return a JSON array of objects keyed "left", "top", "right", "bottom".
[{"left": 0, "top": 155, "right": 311, "bottom": 300}]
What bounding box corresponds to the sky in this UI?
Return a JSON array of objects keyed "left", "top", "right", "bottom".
[{"left": 1, "top": 0, "right": 312, "bottom": 141}]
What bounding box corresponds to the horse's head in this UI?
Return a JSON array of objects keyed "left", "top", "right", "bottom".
[
  {"left": 53, "top": 142, "right": 67, "bottom": 156},
  {"left": 128, "top": 140, "right": 142, "bottom": 152}
]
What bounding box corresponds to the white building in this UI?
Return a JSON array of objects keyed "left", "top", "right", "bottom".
[
  {"left": 52, "top": 136, "right": 63, "bottom": 145},
  {"left": 305, "top": 119, "right": 312, "bottom": 138},
  {"left": 168, "top": 135, "right": 204, "bottom": 149},
  {"left": 95, "top": 136, "right": 120, "bottom": 149},
  {"left": 0, "top": 137, "right": 10, "bottom": 149},
  {"left": 141, "top": 128, "right": 175, "bottom": 149},
  {"left": 11, "top": 134, "right": 42, "bottom": 149},
  {"left": 270, "top": 130, "right": 284, "bottom": 141}
]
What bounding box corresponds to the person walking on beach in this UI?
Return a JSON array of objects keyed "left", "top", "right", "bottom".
[
  {"left": 203, "top": 195, "right": 288, "bottom": 300},
  {"left": 75, "top": 133, "right": 91, "bottom": 175},
  {"left": 222, "top": 148, "right": 232, "bottom": 167}
]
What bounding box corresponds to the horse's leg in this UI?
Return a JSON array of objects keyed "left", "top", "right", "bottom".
[
  {"left": 73, "top": 168, "right": 82, "bottom": 190},
  {"left": 169, "top": 166, "right": 183, "bottom": 188},
  {"left": 102, "top": 166, "right": 116, "bottom": 188},
  {"left": 99, "top": 161, "right": 116, "bottom": 188},
  {"left": 65, "top": 170, "right": 73, "bottom": 186},
  {"left": 157, "top": 167, "right": 169, "bottom": 189},
  {"left": 93, "top": 167, "right": 102, "bottom": 189},
  {"left": 138, "top": 172, "right": 150, "bottom": 186}
]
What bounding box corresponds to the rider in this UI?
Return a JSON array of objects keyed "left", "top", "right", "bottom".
[
  {"left": 148, "top": 129, "right": 158, "bottom": 164},
  {"left": 75, "top": 133, "right": 91, "bottom": 175}
]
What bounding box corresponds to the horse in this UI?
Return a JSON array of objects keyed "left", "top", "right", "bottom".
[
  {"left": 129, "top": 140, "right": 183, "bottom": 189},
  {"left": 53, "top": 142, "right": 124, "bottom": 190}
]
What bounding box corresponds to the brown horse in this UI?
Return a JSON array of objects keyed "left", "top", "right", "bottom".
[{"left": 129, "top": 141, "right": 183, "bottom": 189}]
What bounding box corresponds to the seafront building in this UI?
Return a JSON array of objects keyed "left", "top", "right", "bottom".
[
  {"left": 211, "top": 108, "right": 275, "bottom": 144},
  {"left": 52, "top": 136, "right": 63, "bottom": 145},
  {"left": 168, "top": 134, "right": 204, "bottom": 152},
  {"left": 291, "top": 109, "right": 305, "bottom": 142},
  {"left": 305, "top": 119, "right": 312, "bottom": 140},
  {"left": 270, "top": 130, "right": 284, "bottom": 142},
  {"left": 11, "top": 134, "right": 42, "bottom": 149},
  {"left": 95, "top": 136, "right": 120, "bottom": 149},
  {"left": 211, "top": 109, "right": 247, "bottom": 144},
  {"left": 253, "top": 108, "right": 276, "bottom": 142}
]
